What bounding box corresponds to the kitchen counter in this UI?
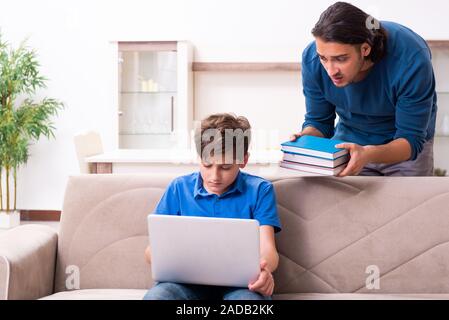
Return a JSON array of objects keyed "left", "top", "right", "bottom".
[{"left": 84, "top": 148, "right": 315, "bottom": 178}]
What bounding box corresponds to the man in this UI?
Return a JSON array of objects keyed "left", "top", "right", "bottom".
[{"left": 291, "top": 2, "right": 437, "bottom": 176}]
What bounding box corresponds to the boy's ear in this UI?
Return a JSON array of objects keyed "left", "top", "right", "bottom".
[{"left": 238, "top": 153, "right": 250, "bottom": 169}]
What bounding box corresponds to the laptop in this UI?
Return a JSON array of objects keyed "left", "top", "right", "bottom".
[{"left": 147, "top": 214, "right": 260, "bottom": 287}]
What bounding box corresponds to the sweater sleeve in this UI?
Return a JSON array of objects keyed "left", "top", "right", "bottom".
[
  {"left": 394, "top": 50, "right": 435, "bottom": 160},
  {"left": 301, "top": 59, "right": 336, "bottom": 138}
]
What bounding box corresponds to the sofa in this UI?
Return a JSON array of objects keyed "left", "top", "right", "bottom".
[{"left": 1, "top": 173, "right": 449, "bottom": 300}]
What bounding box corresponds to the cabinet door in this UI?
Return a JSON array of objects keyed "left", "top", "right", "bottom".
[{"left": 118, "top": 42, "right": 177, "bottom": 149}]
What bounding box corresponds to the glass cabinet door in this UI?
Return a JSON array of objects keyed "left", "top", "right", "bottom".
[{"left": 118, "top": 42, "right": 177, "bottom": 149}]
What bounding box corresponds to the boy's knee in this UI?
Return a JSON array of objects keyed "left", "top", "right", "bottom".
[
  {"left": 223, "top": 288, "right": 270, "bottom": 300},
  {"left": 143, "top": 282, "right": 193, "bottom": 300}
]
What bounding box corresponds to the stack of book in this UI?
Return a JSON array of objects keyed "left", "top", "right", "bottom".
[{"left": 280, "top": 135, "right": 349, "bottom": 176}]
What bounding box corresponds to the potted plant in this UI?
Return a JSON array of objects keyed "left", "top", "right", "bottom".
[{"left": 0, "top": 33, "right": 63, "bottom": 229}]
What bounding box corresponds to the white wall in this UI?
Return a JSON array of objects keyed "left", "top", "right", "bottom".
[{"left": 1, "top": 0, "right": 449, "bottom": 210}]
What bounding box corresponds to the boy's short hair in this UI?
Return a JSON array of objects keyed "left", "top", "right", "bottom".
[{"left": 194, "top": 113, "right": 251, "bottom": 164}]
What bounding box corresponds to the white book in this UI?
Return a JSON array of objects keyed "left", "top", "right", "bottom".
[
  {"left": 282, "top": 152, "right": 349, "bottom": 168},
  {"left": 279, "top": 160, "right": 347, "bottom": 176}
]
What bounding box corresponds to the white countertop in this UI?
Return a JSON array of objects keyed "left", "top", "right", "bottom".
[
  {"left": 85, "top": 149, "right": 196, "bottom": 163},
  {"left": 84, "top": 149, "right": 320, "bottom": 178},
  {"left": 85, "top": 149, "right": 284, "bottom": 164}
]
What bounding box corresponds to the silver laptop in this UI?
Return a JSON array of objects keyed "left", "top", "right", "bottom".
[{"left": 147, "top": 214, "right": 260, "bottom": 287}]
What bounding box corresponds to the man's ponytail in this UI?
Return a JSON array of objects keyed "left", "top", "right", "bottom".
[{"left": 368, "top": 28, "right": 388, "bottom": 63}]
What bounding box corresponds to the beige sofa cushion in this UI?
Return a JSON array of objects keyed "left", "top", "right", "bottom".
[
  {"left": 274, "top": 293, "right": 449, "bottom": 300},
  {"left": 0, "top": 225, "right": 58, "bottom": 300},
  {"left": 42, "top": 289, "right": 147, "bottom": 300},
  {"left": 41, "top": 290, "right": 449, "bottom": 300},
  {"left": 54, "top": 174, "right": 179, "bottom": 293},
  {"left": 273, "top": 176, "right": 449, "bottom": 294}
]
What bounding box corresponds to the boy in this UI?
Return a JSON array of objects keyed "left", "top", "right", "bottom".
[{"left": 143, "top": 113, "right": 281, "bottom": 300}]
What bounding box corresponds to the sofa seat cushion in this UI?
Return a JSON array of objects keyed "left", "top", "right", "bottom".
[
  {"left": 274, "top": 293, "right": 449, "bottom": 300},
  {"left": 41, "top": 289, "right": 147, "bottom": 300},
  {"left": 41, "top": 290, "right": 449, "bottom": 300}
]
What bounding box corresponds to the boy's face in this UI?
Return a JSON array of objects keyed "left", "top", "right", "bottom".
[{"left": 199, "top": 154, "right": 249, "bottom": 196}]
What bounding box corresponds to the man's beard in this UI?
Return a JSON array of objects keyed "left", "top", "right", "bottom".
[{"left": 349, "top": 55, "right": 372, "bottom": 84}]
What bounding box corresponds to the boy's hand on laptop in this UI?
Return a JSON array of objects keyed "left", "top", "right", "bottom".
[{"left": 248, "top": 260, "right": 274, "bottom": 297}]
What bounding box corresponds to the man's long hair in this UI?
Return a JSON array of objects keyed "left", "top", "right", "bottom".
[{"left": 312, "top": 2, "right": 388, "bottom": 63}]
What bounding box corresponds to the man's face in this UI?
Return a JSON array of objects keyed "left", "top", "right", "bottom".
[
  {"left": 315, "top": 37, "right": 371, "bottom": 87},
  {"left": 199, "top": 155, "right": 248, "bottom": 196}
]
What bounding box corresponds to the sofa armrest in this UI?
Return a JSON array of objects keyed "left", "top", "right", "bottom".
[{"left": 0, "top": 225, "right": 58, "bottom": 300}]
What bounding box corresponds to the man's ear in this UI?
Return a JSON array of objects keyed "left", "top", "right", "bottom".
[
  {"left": 361, "top": 42, "right": 372, "bottom": 58},
  {"left": 238, "top": 153, "right": 250, "bottom": 169}
]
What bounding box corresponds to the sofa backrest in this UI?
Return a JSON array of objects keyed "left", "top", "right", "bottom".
[
  {"left": 54, "top": 174, "right": 176, "bottom": 292},
  {"left": 272, "top": 176, "right": 449, "bottom": 294},
  {"left": 55, "top": 174, "right": 449, "bottom": 294}
]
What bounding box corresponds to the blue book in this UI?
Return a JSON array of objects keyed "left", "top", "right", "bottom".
[{"left": 281, "top": 135, "right": 348, "bottom": 160}]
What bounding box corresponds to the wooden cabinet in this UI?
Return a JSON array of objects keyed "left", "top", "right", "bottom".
[{"left": 117, "top": 41, "right": 193, "bottom": 150}]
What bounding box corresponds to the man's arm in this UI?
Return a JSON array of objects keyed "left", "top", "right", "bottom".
[
  {"left": 290, "top": 126, "right": 325, "bottom": 141},
  {"left": 300, "top": 57, "right": 336, "bottom": 139},
  {"left": 290, "top": 58, "right": 335, "bottom": 142},
  {"left": 393, "top": 49, "right": 435, "bottom": 162},
  {"left": 364, "top": 138, "right": 412, "bottom": 163},
  {"left": 336, "top": 138, "right": 412, "bottom": 177}
]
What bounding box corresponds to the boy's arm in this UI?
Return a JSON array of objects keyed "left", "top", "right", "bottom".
[
  {"left": 145, "top": 179, "right": 180, "bottom": 264},
  {"left": 144, "top": 245, "right": 152, "bottom": 265},
  {"left": 248, "top": 225, "right": 279, "bottom": 296},
  {"left": 259, "top": 225, "right": 279, "bottom": 273}
]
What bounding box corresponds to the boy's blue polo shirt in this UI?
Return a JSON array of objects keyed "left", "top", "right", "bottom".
[{"left": 153, "top": 171, "right": 281, "bottom": 232}]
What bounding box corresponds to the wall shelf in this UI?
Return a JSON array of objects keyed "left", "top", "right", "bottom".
[
  {"left": 119, "top": 133, "right": 171, "bottom": 136},
  {"left": 192, "top": 62, "right": 300, "bottom": 72},
  {"left": 192, "top": 41, "right": 449, "bottom": 72},
  {"left": 427, "top": 40, "right": 449, "bottom": 48},
  {"left": 120, "top": 91, "right": 177, "bottom": 94}
]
